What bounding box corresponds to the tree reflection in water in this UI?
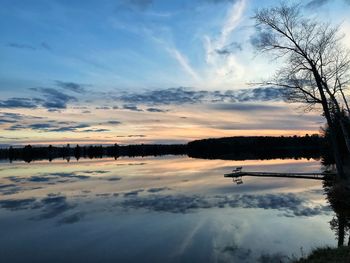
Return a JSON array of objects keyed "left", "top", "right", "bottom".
[{"left": 323, "top": 175, "right": 350, "bottom": 247}]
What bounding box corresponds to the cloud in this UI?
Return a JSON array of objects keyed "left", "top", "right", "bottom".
[
  {"left": 119, "top": 0, "right": 153, "bottom": 11},
  {"left": 122, "top": 104, "right": 143, "bottom": 111},
  {"left": 211, "top": 103, "right": 283, "bottom": 112},
  {"left": 0, "top": 112, "right": 43, "bottom": 120},
  {"left": 6, "top": 42, "right": 36, "bottom": 50},
  {"left": 5, "top": 120, "right": 108, "bottom": 133},
  {"left": 215, "top": 41, "right": 243, "bottom": 55},
  {"left": 0, "top": 194, "right": 77, "bottom": 223},
  {"left": 0, "top": 184, "right": 17, "bottom": 189},
  {"left": 204, "top": 0, "right": 246, "bottom": 82},
  {"left": 305, "top": 0, "right": 330, "bottom": 9},
  {"left": 6, "top": 42, "right": 53, "bottom": 51},
  {"left": 7, "top": 172, "right": 90, "bottom": 185},
  {"left": 119, "top": 87, "right": 208, "bottom": 105},
  {"left": 81, "top": 128, "right": 110, "bottom": 132},
  {"left": 57, "top": 212, "right": 85, "bottom": 225},
  {"left": 202, "top": 0, "right": 238, "bottom": 3},
  {"left": 55, "top": 81, "right": 86, "bottom": 93},
  {"left": 30, "top": 123, "right": 56, "bottom": 130},
  {"left": 116, "top": 134, "right": 146, "bottom": 138},
  {"left": 146, "top": 107, "right": 168, "bottom": 113},
  {"left": 166, "top": 48, "right": 200, "bottom": 81},
  {"left": 106, "top": 177, "right": 122, "bottom": 181},
  {"left": 33, "top": 87, "right": 77, "bottom": 109},
  {"left": 123, "top": 189, "right": 144, "bottom": 197},
  {"left": 0, "top": 98, "right": 39, "bottom": 108},
  {"left": 43, "top": 123, "right": 88, "bottom": 132},
  {"left": 40, "top": 42, "right": 52, "bottom": 51},
  {"left": 121, "top": 192, "right": 331, "bottom": 216},
  {"left": 148, "top": 32, "right": 200, "bottom": 82},
  {"left": 107, "top": 120, "right": 122, "bottom": 125},
  {"left": 0, "top": 198, "right": 36, "bottom": 210},
  {"left": 50, "top": 124, "right": 90, "bottom": 132},
  {"left": 239, "top": 87, "right": 283, "bottom": 101},
  {"left": 80, "top": 170, "right": 109, "bottom": 174},
  {"left": 118, "top": 87, "right": 283, "bottom": 106},
  {"left": 0, "top": 119, "right": 17, "bottom": 124},
  {"left": 119, "top": 0, "right": 237, "bottom": 12},
  {"left": 0, "top": 87, "right": 78, "bottom": 110},
  {"left": 305, "top": 0, "right": 350, "bottom": 9},
  {"left": 34, "top": 194, "right": 76, "bottom": 220},
  {"left": 96, "top": 106, "right": 110, "bottom": 110},
  {"left": 0, "top": 184, "right": 23, "bottom": 196},
  {"left": 147, "top": 187, "right": 171, "bottom": 193}
]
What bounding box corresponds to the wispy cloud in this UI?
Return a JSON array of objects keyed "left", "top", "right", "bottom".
[
  {"left": 305, "top": 0, "right": 350, "bottom": 9},
  {"left": 305, "top": 0, "right": 330, "bottom": 9},
  {"left": 6, "top": 42, "right": 52, "bottom": 51},
  {"left": 204, "top": 0, "right": 247, "bottom": 85},
  {"left": 118, "top": 0, "right": 153, "bottom": 11},
  {"left": 145, "top": 28, "right": 201, "bottom": 82},
  {"left": 5, "top": 120, "right": 110, "bottom": 133},
  {"left": 6, "top": 43, "right": 36, "bottom": 50},
  {"left": 55, "top": 81, "right": 87, "bottom": 93},
  {"left": 166, "top": 47, "right": 201, "bottom": 82}
]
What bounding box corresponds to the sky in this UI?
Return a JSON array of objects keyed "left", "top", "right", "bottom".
[{"left": 1, "top": 0, "right": 350, "bottom": 145}]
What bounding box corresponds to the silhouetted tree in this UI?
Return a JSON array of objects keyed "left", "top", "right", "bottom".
[
  {"left": 253, "top": 1, "right": 350, "bottom": 178},
  {"left": 74, "top": 144, "right": 81, "bottom": 160},
  {"left": 23, "top": 145, "right": 33, "bottom": 163},
  {"left": 8, "top": 146, "right": 14, "bottom": 162}
]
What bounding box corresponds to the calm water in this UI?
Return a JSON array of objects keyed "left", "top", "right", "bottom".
[{"left": 0, "top": 156, "right": 337, "bottom": 262}]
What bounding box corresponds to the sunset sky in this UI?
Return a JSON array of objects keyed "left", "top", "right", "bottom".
[{"left": 1, "top": 0, "right": 350, "bottom": 145}]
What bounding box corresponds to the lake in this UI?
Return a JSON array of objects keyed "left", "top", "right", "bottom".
[{"left": 0, "top": 156, "right": 337, "bottom": 262}]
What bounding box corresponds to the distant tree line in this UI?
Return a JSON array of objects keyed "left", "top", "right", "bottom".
[
  {"left": 187, "top": 134, "right": 325, "bottom": 160},
  {"left": 0, "top": 135, "right": 329, "bottom": 162},
  {"left": 0, "top": 144, "right": 188, "bottom": 163}
]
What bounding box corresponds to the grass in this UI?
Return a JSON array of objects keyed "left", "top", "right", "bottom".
[{"left": 294, "top": 246, "right": 350, "bottom": 263}]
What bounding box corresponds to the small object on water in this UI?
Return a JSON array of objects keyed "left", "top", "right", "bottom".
[
  {"left": 233, "top": 177, "right": 243, "bottom": 185},
  {"left": 232, "top": 166, "right": 243, "bottom": 172}
]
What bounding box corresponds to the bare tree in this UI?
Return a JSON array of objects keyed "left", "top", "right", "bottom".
[{"left": 252, "top": 2, "right": 350, "bottom": 178}]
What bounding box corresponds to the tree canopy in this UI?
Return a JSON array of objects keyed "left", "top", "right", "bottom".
[{"left": 253, "top": 1, "right": 350, "bottom": 178}]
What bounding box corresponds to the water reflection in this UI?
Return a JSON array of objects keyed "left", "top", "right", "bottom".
[
  {"left": 0, "top": 156, "right": 341, "bottom": 262},
  {"left": 323, "top": 176, "right": 350, "bottom": 247}
]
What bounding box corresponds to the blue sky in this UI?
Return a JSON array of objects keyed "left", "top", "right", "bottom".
[{"left": 1, "top": 0, "right": 350, "bottom": 145}]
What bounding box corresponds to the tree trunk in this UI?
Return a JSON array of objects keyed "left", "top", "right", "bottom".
[
  {"left": 321, "top": 102, "right": 345, "bottom": 178},
  {"left": 340, "top": 85, "right": 350, "bottom": 114},
  {"left": 338, "top": 214, "right": 346, "bottom": 247},
  {"left": 312, "top": 68, "right": 346, "bottom": 178},
  {"left": 327, "top": 92, "right": 350, "bottom": 154},
  {"left": 339, "top": 117, "right": 350, "bottom": 154},
  {"left": 321, "top": 80, "right": 350, "bottom": 154}
]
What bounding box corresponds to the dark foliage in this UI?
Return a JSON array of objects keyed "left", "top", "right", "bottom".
[
  {"left": 0, "top": 144, "right": 187, "bottom": 163},
  {"left": 188, "top": 135, "right": 325, "bottom": 160},
  {"left": 0, "top": 135, "right": 327, "bottom": 162}
]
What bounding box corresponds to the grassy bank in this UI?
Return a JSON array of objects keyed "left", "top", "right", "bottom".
[{"left": 295, "top": 247, "right": 350, "bottom": 262}]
